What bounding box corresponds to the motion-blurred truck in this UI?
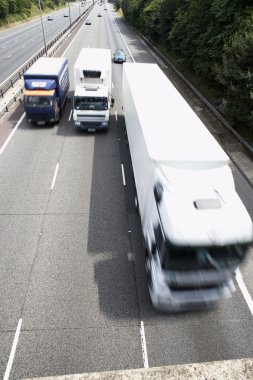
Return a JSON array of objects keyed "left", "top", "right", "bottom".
[{"left": 122, "top": 62, "right": 253, "bottom": 312}]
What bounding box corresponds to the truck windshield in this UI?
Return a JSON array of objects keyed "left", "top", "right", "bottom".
[
  {"left": 74, "top": 96, "right": 108, "bottom": 110},
  {"left": 26, "top": 96, "right": 52, "bottom": 107},
  {"left": 162, "top": 243, "right": 248, "bottom": 271}
]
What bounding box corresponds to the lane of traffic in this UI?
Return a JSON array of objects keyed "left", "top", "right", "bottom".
[
  {"left": 0, "top": 2, "right": 91, "bottom": 83},
  {"left": 109, "top": 6, "right": 253, "bottom": 367},
  {"left": 1, "top": 5, "right": 146, "bottom": 378}
]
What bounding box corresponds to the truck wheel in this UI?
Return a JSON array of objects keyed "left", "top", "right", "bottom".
[
  {"left": 124, "top": 127, "right": 129, "bottom": 147},
  {"left": 134, "top": 194, "right": 139, "bottom": 213},
  {"left": 134, "top": 187, "right": 139, "bottom": 213}
]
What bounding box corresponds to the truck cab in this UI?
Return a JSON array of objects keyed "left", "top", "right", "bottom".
[
  {"left": 73, "top": 49, "right": 113, "bottom": 131},
  {"left": 24, "top": 87, "right": 59, "bottom": 124},
  {"left": 143, "top": 167, "right": 252, "bottom": 312},
  {"left": 73, "top": 84, "right": 113, "bottom": 130},
  {"left": 23, "top": 57, "right": 69, "bottom": 125}
]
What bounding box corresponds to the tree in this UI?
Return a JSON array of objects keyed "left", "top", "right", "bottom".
[
  {"left": 214, "top": 15, "right": 253, "bottom": 127},
  {"left": 0, "top": 0, "right": 8, "bottom": 19},
  {"left": 8, "top": 0, "right": 18, "bottom": 14},
  {"left": 158, "top": 0, "right": 184, "bottom": 46}
]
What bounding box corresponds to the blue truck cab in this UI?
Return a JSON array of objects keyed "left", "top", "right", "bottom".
[{"left": 23, "top": 57, "right": 69, "bottom": 124}]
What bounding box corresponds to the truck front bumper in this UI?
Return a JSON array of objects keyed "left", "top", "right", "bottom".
[
  {"left": 26, "top": 111, "right": 56, "bottom": 123},
  {"left": 149, "top": 279, "right": 235, "bottom": 313},
  {"left": 74, "top": 121, "right": 109, "bottom": 131}
]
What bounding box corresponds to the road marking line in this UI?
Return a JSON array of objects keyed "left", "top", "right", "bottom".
[
  {"left": 115, "top": 110, "right": 117, "bottom": 121},
  {"left": 0, "top": 18, "right": 41, "bottom": 41},
  {"left": 140, "top": 321, "right": 149, "bottom": 368},
  {"left": 51, "top": 163, "right": 59, "bottom": 190},
  {"left": 3, "top": 318, "right": 22, "bottom": 380},
  {"left": 121, "top": 164, "right": 126, "bottom": 186},
  {"left": 0, "top": 113, "right": 25, "bottom": 157},
  {"left": 235, "top": 269, "right": 253, "bottom": 316},
  {"left": 68, "top": 109, "right": 72, "bottom": 121},
  {"left": 112, "top": 19, "right": 134, "bottom": 62}
]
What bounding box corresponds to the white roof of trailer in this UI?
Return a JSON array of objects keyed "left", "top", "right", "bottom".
[
  {"left": 158, "top": 164, "right": 253, "bottom": 245},
  {"left": 123, "top": 63, "right": 229, "bottom": 166},
  {"left": 24, "top": 57, "right": 67, "bottom": 76},
  {"left": 74, "top": 48, "right": 111, "bottom": 71},
  {"left": 74, "top": 85, "right": 108, "bottom": 97}
]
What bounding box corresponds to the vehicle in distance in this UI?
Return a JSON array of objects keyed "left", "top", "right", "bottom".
[
  {"left": 113, "top": 49, "right": 126, "bottom": 63},
  {"left": 47, "top": 15, "right": 53, "bottom": 20},
  {"left": 85, "top": 18, "right": 91, "bottom": 25},
  {"left": 122, "top": 62, "right": 253, "bottom": 312},
  {"left": 97, "top": 12, "right": 102, "bottom": 17},
  {"left": 81, "top": 1, "right": 85, "bottom": 6},
  {"left": 63, "top": 12, "right": 68, "bottom": 17},
  {"left": 23, "top": 57, "right": 69, "bottom": 125}
]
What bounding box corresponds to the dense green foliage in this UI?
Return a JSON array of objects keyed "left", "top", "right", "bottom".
[
  {"left": 0, "top": 0, "right": 66, "bottom": 21},
  {"left": 121, "top": 0, "right": 253, "bottom": 131}
]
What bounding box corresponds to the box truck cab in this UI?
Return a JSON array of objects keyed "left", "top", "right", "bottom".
[
  {"left": 73, "top": 48, "right": 113, "bottom": 131},
  {"left": 122, "top": 63, "right": 253, "bottom": 312},
  {"left": 23, "top": 57, "right": 69, "bottom": 124}
]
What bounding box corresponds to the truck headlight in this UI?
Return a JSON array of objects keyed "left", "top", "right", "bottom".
[{"left": 75, "top": 121, "right": 81, "bottom": 126}]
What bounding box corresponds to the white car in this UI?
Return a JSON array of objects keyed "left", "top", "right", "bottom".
[{"left": 47, "top": 15, "right": 54, "bottom": 21}]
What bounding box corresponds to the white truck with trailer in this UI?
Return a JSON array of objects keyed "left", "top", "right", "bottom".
[
  {"left": 122, "top": 62, "right": 253, "bottom": 312},
  {"left": 73, "top": 48, "right": 113, "bottom": 131}
]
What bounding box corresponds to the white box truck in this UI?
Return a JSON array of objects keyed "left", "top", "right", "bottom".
[
  {"left": 73, "top": 48, "right": 114, "bottom": 131},
  {"left": 122, "top": 62, "right": 253, "bottom": 312}
]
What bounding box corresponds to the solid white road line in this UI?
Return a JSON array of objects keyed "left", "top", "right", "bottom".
[
  {"left": 3, "top": 318, "right": 22, "bottom": 380},
  {"left": 140, "top": 321, "right": 149, "bottom": 368},
  {"left": 121, "top": 164, "right": 126, "bottom": 186},
  {"left": 0, "top": 113, "right": 25, "bottom": 157},
  {"left": 115, "top": 110, "right": 117, "bottom": 121},
  {"left": 68, "top": 109, "right": 73, "bottom": 121},
  {"left": 112, "top": 18, "right": 135, "bottom": 62},
  {"left": 235, "top": 269, "right": 253, "bottom": 316},
  {"left": 51, "top": 163, "right": 59, "bottom": 190}
]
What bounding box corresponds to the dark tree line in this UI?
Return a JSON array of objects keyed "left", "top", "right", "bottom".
[{"left": 119, "top": 0, "right": 253, "bottom": 131}]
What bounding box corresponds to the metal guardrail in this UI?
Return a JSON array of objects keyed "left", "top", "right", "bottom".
[{"left": 0, "top": 6, "right": 91, "bottom": 99}]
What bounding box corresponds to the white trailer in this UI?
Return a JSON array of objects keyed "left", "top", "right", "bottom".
[
  {"left": 122, "top": 62, "right": 253, "bottom": 312},
  {"left": 73, "top": 48, "right": 113, "bottom": 131}
]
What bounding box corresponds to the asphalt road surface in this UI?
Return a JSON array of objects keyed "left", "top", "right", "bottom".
[
  {"left": 0, "top": 1, "right": 91, "bottom": 84},
  {"left": 0, "top": 3, "right": 253, "bottom": 379}
]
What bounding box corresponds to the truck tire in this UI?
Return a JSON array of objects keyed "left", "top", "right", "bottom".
[{"left": 134, "top": 193, "right": 139, "bottom": 213}]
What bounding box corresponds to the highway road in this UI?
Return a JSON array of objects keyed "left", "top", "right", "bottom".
[
  {"left": 0, "top": 2, "right": 253, "bottom": 379},
  {"left": 0, "top": 1, "right": 92, "bottom": 84}
]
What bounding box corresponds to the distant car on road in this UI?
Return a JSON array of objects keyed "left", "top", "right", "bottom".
[
  {"left": 97, "top": 12, "right": 102, "bottom": 17},
  {"left": 63, "top": 12, "right": 68, "bottom": 17},
  {"left": 85, "top": 18, "right": 91, "bottom": 25},
  {"left": 47, "top": 15, "right": 54, "bottom": 21},
  {"left": 113, "top": 49, "right": 126, "bottom": 63}
]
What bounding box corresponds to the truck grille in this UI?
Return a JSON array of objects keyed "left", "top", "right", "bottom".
[{"left": 77, "top": 114, "right": 105, "bottom": 118}]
